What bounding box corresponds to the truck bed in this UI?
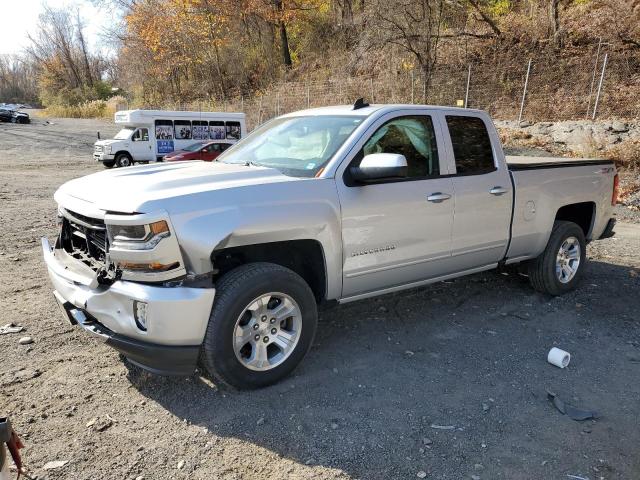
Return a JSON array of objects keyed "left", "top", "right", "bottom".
[{"left": 506, "top": 155, "right": 613, "bottom": 170}]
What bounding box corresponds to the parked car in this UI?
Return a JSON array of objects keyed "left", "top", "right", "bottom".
[
  {"left": 43, "top": 102, "right": 618, "bottom": 389},
  {"left": 0, "top": 108, "right": 30, "bottom": 123},
  {"left": 163, "top": 140, "right": 234, "bottom": 162}
]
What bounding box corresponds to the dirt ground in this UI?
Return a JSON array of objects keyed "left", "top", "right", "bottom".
[{"left": 1, "top": 117, "right": 639, "bottom": 480}]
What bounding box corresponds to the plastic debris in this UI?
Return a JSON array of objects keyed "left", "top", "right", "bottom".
[{"left": 547, "top": 390, "right": 599, "bottom": 421}]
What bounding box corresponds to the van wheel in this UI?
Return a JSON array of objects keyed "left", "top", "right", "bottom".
[
  {"left": 102, "top": 160, "right": 116, "bottom": 169},
  {"left": 201, "top": 263, "right": 318, "bottom": 389},
  {"left": 528, "top": 221, "right": 586, "bottom": 295},
  {"left": 115, "top": 153, "right": 132, "bottom": 167}
]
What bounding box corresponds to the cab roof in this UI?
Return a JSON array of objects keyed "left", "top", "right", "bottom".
[{"left": 280, "top": 104, "right": 485, "bottom": 118}]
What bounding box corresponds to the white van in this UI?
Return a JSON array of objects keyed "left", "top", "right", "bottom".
[{"left": 93, "top": 110, "right": 246, "bottom": 168}]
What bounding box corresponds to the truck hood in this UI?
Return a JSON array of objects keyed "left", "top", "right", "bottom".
[
  {"left": 55, "top": 161, "right": 301, "bottom": 214},
  {"left": 95, "top": 139, "right": 124, "bottom": 146}
]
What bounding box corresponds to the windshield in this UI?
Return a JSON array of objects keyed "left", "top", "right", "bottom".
[
  {"left": 182, "top": 142, "right": 206, "bottom": 152},
  {"left": 114, "top": 127, "right": 135, "bottom": 140},
  {"left": 218, "top": 115, "right": 363, "bottom": 177}
]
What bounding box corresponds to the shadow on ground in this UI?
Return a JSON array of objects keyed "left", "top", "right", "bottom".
[{"left": 126, "top": 260, "right": 640, "bottom": 479}]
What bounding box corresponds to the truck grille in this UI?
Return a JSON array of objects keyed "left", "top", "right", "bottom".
[{"left": 59, "top": 208, "right": 108, "bottom": 272}]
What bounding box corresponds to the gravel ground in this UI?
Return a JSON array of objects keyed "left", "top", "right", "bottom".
[{"left": 1, "top": 117, "right": 639, "bottom": 480}]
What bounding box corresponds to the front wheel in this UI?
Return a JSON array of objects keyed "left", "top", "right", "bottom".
[
  {"left": 115, "top": 153, "right": 132, "bottom": 167},
  {"left": 528, "top": 220, "right": 586, "bottom": 295},
  {"left": 102, "top": 160, "right": 116, "bottom": 169},
  {"left": 201, "top": 263, "right": 318, "bottom": 389}
]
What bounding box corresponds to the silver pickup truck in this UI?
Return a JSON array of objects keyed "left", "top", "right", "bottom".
[{"left": 42, "top": 103, "right": 618, "bottom": 389}]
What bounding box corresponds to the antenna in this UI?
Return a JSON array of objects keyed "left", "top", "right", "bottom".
[{"left": 353, "top": 98, "right": 370, "bottom": 110}]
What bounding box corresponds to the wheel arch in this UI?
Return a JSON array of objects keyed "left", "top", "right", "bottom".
[
  {"left": 211, "top": 239, "right": 328, "bottom": 303},
  {"left": 554, "top": 201, "right": 596, "bottom": 240}
]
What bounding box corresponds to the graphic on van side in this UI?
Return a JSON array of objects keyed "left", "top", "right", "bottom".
[{"left": 157, "top": 140, "right": 175, "bottom": 154}]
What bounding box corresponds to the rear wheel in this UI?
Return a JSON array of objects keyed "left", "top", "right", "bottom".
[
  {"left": 528, "top": 221, "right": 586, "bottom": 295},
  {"left": 201, "top": 263, "right": 318, "bottom": 389},
  {"left": 102, "top": 160, "right": 116, "bottom": 169},
  {"left": 115, "top": 153, "right": 132, "bottom": 167}
]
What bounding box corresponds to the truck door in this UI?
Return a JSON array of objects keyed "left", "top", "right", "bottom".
[
  {"left": 131, "top": 128, "right": 153, "bottom": 161},
  {"left": 443, "top": 114, "right": 513, "bottom": 268},
  {"left": 337, "top": 113, "right": 455, "bottom": 299}
]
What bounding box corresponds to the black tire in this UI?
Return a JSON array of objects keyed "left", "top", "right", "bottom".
[
  {"left": 102, "top": 160, "right": 116, "bottom": 169},
  {"left": 115, "top": 153, "right": 132, "bottom": 167},
  {"left": 528, "top": 220, "right": 586, "bottom": 295},
  {"left": 201, "top": 262, "right": 318, "bottom": 389}
]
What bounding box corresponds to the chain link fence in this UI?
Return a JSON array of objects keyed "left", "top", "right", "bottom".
[{"left": 120, "top": 45, "right": 639, "bottom": 130}]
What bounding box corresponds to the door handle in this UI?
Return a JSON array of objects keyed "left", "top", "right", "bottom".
[
  {"left": 427, "top": 192, "right": 452, "bottom": 203},
  {"left": 490, "top": 186, "right": 508, "bottom": 196}
]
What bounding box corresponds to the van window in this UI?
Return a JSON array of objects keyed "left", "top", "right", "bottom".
[
  {"left": 175, "top": 120, "right": 192, "bottom": 140},
  {"left": 445, "top": 116, "right": 495, "bottom": 175},
  {"left": 155, "top": 120, "right": 173, "bottom": 140},
  {"left": 226, "top": 121, "right": 241, "bottom": 140},
  {"left": 192, "top": 121, "right": 209, "bottom": 140},
  {"left": 132, "top": 128, "right": 149, "bottom": 141},
  {"left": 209, "top": 121, "right": 225, "bottom": 139}
]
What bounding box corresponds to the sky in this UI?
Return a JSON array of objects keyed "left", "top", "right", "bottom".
[{"left": 1, "top": 0, "right": 116, "bottom": 55}]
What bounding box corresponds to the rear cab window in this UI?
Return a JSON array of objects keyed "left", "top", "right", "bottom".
[{"left": 445, "top": 115, "right": 495, "bottom": 175}]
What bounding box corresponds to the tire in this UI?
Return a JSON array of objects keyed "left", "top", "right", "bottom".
[
  {"left": 115, "top": 153, "right": 132, "bottom": 167},
  {"left": 201, "top": 262, "right": 318, "bottom": 389},
  {"left": 102, "top": 160, "right": 116, "bottom": 169},
  {"left": 528, "top": 220, "right": 586, "bottom": 295}
]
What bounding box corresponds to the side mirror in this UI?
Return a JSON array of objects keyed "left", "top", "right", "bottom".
[{"left": 350, "top": 153, "right": 408, "bottom": 182}]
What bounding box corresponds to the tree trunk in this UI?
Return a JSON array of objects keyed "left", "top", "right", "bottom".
[
  {"left": 549, "top": 0, "right": 561, "bottom": 48},
  {"left": 279, "top": 21, "right": 292, "bottom": 67}
]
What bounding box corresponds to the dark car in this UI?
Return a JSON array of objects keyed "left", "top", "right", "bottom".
[
  {"left": 163, "top": 141, "right": 233, "bottom": 162},
  {"left": 0, "top": 108, "right": 30, "bottom": 124}
]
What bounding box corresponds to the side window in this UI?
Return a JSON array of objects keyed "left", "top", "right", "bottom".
[
  {"left": 133, "top": 128, "right": 148, "bottom": 141},
  {"left": 192, "top": 121, "right": 209, "bottom": 140},
  {"left": 226, "top": 121, "right": 241, "bottom": 140},
  {"left": 358, "top": 115, "right": 440, "bottom": 179},
  {"left": 445, "top": 116, "right": 495, "bottom": 175},
  {"left": 220, "top": 143, "right": 231, "bottom": 151},
  {"left": 174, "top": 120, "right": 192, "bottom": 140},
  {"left": 209, "top": 121, "right": 225, "bottom": 139},
  {"left": 155, "top": 120, "right": 173, "bottom": 140}
]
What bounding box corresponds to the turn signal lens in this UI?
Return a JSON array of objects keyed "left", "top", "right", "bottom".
[
  {"left": 119, "top": 261, "right": 180, "bottom": 272},
  {"left": 150, "top": 220, "right": 169, "bottom": 235},
  {"left": 133, "top": 300, "right": 148, "bottom": 331}
]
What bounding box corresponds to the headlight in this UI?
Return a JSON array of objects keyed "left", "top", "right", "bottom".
[{"left": 107, "top": 220, "right": 170, "bottom": 250}]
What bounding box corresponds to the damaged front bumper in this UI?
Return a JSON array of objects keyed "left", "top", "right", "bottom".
[{"left": 42, "top": 237, "right": 216, "bottom": 375}]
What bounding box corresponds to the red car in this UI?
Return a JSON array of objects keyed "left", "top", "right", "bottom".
[{"left": 163, "top": 141, "right": 233, "bottom": 162}]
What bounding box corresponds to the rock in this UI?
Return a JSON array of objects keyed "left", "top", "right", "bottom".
[
  {"left": 417, "top": 471, "right": 427, "bottom": 478},
  {"left": 18, "top": 336, "right": 33, "bottom": 345},
  {"left": 474, "top": 463, "right": 484, "bottom": 470},
  {"left": 86, "top": 418, "right": 98, "bottom": 427},
  {"left": 43, "top": 460, "right": 68, "bottom": 470},
  {"left": 95, "top": 417, "right": 113, "bottom": 432},
  {"left": 177, "top": 460, "right": 185, "bottom": 470},
  {"left": 404, "top": 350, "right": 415, "bottom": 357},
  {"left": 611, "top": 121, "right": 628, "bottom": 133},
  {"left": 332, "top": 368, "right": 339, "bottom": 374},
  {"left": 471, "top": 475, "right": 481, "bottom": 480},
  {"left": 330, "top": 422, "right": 338, "bottom": 430},
  {"left": 482, "top": 403, "right": 491, "bottom": 412},
  {"left": 135, "top": 476, "right": 145, "bottom": 480},
  {"left": 256, "top": 417, "right": 265, "bottom": 426},
  {"left": 422, "top": 437, "right": 433, "bottom": 445}
]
